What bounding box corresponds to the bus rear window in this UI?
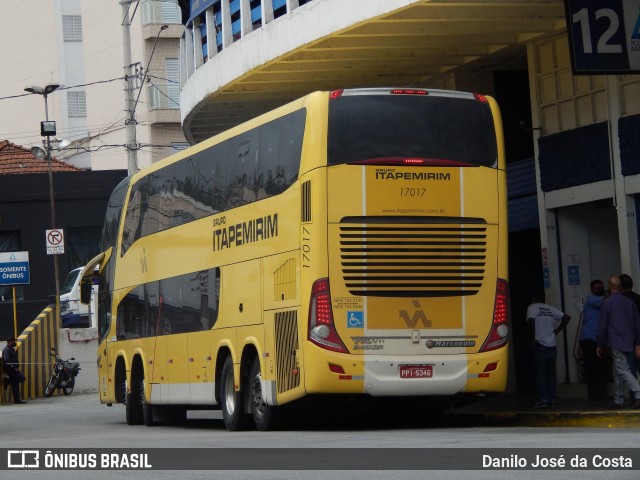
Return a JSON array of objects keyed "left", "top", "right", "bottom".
[{"left": 327, "top": 94, "right": 497, "bottom": 167}]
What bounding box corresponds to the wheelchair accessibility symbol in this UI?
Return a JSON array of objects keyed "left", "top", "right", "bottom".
[{"left": 347, "top": 311, "right": 364, "bottom": 328}]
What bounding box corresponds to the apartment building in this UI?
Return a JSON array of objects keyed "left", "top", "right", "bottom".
[{"left": 0, "top": 0, "right": 187, "bottom": 171}]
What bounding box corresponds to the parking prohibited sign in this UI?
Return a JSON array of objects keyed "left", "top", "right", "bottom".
[{"left": 46, "top": 229, "right": 65, "bottom": 255}]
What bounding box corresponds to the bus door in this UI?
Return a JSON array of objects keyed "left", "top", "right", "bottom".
[
  {"left": 144, "top": 281, "right": 169, "bottom": 404},
  {"left": 159, "top": 276, "right": 191, "bottom": 403},
  {"left": 185, "top": 270, "right": 216, "bottom": 405}
]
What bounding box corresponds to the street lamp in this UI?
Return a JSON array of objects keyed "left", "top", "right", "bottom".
[
  {"left": 24, "top": 82, "right": 62, "bottom": 325},
  {"left": 131, "top": 24, "right": 169, "bottom": 121}
]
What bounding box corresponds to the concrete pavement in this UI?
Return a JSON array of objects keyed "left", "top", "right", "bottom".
[{"left": 4, "top": 389, "right": 640, "bottom": 429}]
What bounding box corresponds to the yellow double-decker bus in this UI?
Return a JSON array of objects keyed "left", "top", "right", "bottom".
[{"left": 82, "top": 87, "right": 509, "bottom": 431}]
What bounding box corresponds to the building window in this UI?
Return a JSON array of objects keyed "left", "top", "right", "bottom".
[
  {"left": 166, "top": 58, "right": 180, "bottom": 107},
  {"left": 66, "top": 226, "right": 102, "bottom": 270},
  {"left": 141, "top": 0, "right": 181, "bottom": 25},
  {"left": 63, "top": 15, "right": 83, "bottom": 41},
  {"left": 161, "top": 0, "right": 181, "bottom": 23},
  {"left": 68, "top": 91, "right": 87, "bottom": 117},
  {"left": 148, "top": 59, "right": 180, "bottom": 110}
]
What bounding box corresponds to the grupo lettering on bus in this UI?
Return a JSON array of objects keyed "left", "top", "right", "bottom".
[
  {"left": 212, "top": 213, "right": 278, "bottom": 251},
  {"left": 374, "top": 171, "right": 451, "bottom": 181}
]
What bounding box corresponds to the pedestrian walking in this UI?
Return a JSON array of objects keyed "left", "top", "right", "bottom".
[
  {"left": 579, "top": 279, "right": 608, "bottom": 401},
  {"left": 620, "top": 274, "right": 640, "bottom": 312},
  {"left": 597, "top": 275, "right": 640, "bottom": 409},
  {"left": 526, "top": 293, "right": 570, "bottom": 408},
  {"left": 620, "top": 273, "right": 640, "bottom": 375}
]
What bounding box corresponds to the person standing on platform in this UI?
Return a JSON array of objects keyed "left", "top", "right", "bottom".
[
  {"left": 620, "top": 274, "right": 640, "bottom": 312},
  {"left": 580, "top": 279, "right": 608, "bottom": 401},
  {"left": 527, "top": 294, "right": 571, "bottom": 409},
  {"left": 597, "top": 275, "right": 640, "bottom": 409},
  {"left": 2, "top": 337, "right": 26, "bottom": 404},
  {"left": 620, "top": 273, "right": 640, "bottom": 376}
]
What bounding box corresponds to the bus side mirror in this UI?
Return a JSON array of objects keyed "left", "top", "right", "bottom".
[{"left": 80, "top": 280, "right": 92, "bottom": 304}]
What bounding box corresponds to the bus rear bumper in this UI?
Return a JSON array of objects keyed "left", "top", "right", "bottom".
[
  {"left": 302, "top": 348, "right": 507, "bottom": 397},
  {"left": 362, "top": 355, "right": 467, "bottom": 396},
  {"left": 361, "top": 350, "right": 507, "bottom": 396}
]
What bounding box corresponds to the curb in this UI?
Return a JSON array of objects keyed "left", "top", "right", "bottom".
[{"left": 473, "top": 411, "right": 640, "bottom": 428}]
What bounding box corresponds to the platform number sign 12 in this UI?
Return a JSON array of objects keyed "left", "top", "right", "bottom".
[{"left": 565, "top": 0, "right": 640, "bottom": 73}]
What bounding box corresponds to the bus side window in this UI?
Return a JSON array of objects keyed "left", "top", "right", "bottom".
[
  {"left": 145, "top": 281, "right": 161, "bottom": 336},
  {"left": 202, "top": 267, "right": 220, "bottom": 329},
  {"left": 117, "top": 286, "right": 145, "bottom": 340},
  {"left": 183, "top": 270, "right": 204, "bottom": 333},
  {"left": 259, "top": 109, "right": 305, "bottom": 195},
  {"left": 161, "top": 276, "right": 183, "bottom": 334}
]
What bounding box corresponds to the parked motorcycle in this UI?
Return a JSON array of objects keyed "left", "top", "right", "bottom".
[{"left": 44, "top": 348, "right": 81, "bottom": 397}]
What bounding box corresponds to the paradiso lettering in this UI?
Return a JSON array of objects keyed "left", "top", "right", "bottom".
[
  {"left": 374, "top": 168, "right": 451, "bottom": 181},
  {"left": 213, "top": 213, "right": 278, "bottom": 251}
]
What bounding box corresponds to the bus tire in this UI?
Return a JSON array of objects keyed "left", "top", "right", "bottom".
[
  {"left": 125, "top": 376, "right": 143, "bottom": 425},
  {"left": 220, "top": 356, "right": 251, "bottom": 431},
  {"left": 249, "top": 357, "right": 282, "bottom": 431},
  {"left": 141, "top": 382, "right": 157, "bottom": 426}
]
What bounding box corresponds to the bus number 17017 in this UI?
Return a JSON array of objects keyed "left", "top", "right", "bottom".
[{"left": 400, "top": 188, "right": 426, "bottom": 197}]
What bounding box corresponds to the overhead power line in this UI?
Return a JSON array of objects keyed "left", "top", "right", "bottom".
[{"left": 0, "top": 77, "right": 125, "bottom": 102}]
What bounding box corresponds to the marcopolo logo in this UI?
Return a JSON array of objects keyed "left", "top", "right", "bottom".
[
  {"left": 8, "top": 450, "right": 39, "bottom": 469},
  {"left": 425, "top": 339, "right": 476, "bottom": 349}
]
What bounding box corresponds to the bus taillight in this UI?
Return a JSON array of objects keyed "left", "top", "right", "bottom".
[
  {"left": 390, "top": 89, "right": 428, "bottom": 95},
  {"left": 330, "top": 89, "right": 344, "bottom": 99},
  {"left": 480, "top": 278, "right": 509, "bottom": 352},
  {"left": 308, "top": 278, "right": 348, "bottom": 353}
]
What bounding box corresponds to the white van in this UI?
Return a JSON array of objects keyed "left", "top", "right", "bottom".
[{"left": 60, "top": 267, "right": 88, "bottom": 317}]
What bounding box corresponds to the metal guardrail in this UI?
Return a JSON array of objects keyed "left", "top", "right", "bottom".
[{"left": 1, "top": 305, "right": 58, "bottom": 404}]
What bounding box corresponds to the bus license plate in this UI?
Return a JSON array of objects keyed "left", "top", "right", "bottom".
[{"left": 399, "top": 365, "right": 432, "bottom": 379}]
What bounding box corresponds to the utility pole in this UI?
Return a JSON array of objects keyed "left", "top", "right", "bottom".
[
  {"left": 25, "top": 83, "right": 63, "bottom": 326},
  {"left": 121, "top": 0, "right": 139, "bottom": 175}
]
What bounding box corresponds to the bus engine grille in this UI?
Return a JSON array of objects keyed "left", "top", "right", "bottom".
[
  {"left": 339, "top": 219, "right": 487, "bottom": 297},
  {"left": 274, "top": 310, "right": 300, "bottom": 394}
]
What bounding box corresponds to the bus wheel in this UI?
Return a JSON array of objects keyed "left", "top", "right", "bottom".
[
  {"left": 249, "top": 357, "right": 282, "bottom": 431},
  {"left": 125, "top": 376, "right": 143, "bottom": 425},
  {"left": 220, "top": 356, "right": 251, "bottom": 431},
  {"left": 141, "top": 380, "right": 157, "bottom": 427}
]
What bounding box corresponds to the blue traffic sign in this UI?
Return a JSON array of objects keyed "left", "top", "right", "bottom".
[{"left": 0, "top": 251, "right": 30, "bottom": 285}]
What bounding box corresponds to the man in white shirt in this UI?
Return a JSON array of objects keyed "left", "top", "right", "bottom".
[{"left": 526, "top": 294, "right": 571, "bottom": 409}]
